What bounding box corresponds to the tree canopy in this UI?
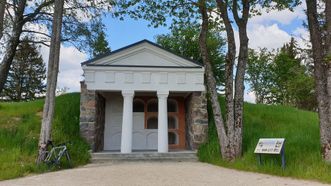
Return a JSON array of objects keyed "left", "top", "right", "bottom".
[
  {"left": 156, "top": 23, "right": 225, "bottom": 88},
  {"left": 1, "top": 38, "right": 46, "bottom": 101},
  {"left": 246, "top": 38, "right": 316, "bottom": 111}
]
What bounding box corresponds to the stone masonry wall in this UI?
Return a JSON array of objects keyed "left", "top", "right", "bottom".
[
  {"left": 94, "top": 93, "right": 105, "bottom": 152},
  {"left": 185, "top": 92, "right": 208, "bottom": 150},
  {"left": 80, "top": 82, "right": 105, "bottom": 152}
]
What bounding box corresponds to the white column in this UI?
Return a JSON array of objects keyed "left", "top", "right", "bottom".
[
  {"left": 120, "top": 90, "right": 134, "bottom": 153},
  {"left": 157, "top": 90, "right": 169, "bottom": 153}
]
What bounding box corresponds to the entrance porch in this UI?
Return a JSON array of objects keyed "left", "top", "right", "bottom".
[{"left": 80, "top": 82, "right": 208, "bottom": 153}]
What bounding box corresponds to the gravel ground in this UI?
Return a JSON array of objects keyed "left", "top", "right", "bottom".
[{"left": 0, "top": 162, "right": 329, "bottom": 186}]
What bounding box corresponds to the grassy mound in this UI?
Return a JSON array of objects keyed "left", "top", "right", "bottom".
[
  {"left": 198, "top": 98, "right": 331, "bottom": 183},
  {"left": 0, "top": 93, "right": 90, "bottom": 180},
  {"left": 1, "top": 93, "right": 330, "bottom": 183}
]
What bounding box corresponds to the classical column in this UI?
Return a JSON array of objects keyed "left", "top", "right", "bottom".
[
  {"left": 157, "top": 90, "right": 169, "bottom": 153},
  {"left": 120, "top": 90, "right": 134, "bottom": 153}
]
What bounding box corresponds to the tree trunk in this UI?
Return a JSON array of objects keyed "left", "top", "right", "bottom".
[
  {"left": 232, "top": 0, "right": 249, "bottom": 157},
  {"left": 0, "top": 0, "right": 26, "bottom": 94},
  {"left": 306, "top": 0, "right": 331, "bottom": 161},
  {"left": 233, "top": 26, "right": 248, "bottom": 156},
  {"left": 37, "top": 0, "right": 64, "bottom": 163},
  {"left": 219, "top": 0, "right": 249, "bottom": 159},
  {"left": 326, "top": 0, "right": 331, "bottom": 161},
  {"left": 198, "top": 0, "right": 232, "bottom": 160},
  {"left": 0, "top": 0, "right": 6, "bottom": 40},
  {"left": 216, "top": 0, "right": 236, "bottom": 146}
]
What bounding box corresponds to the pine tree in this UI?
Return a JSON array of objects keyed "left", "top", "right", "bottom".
[
  {"left": 91, "top": 31, "right": 110, "bottom": 57},
  {"left": 87, "top": 20, "right": 111, "bottom": 58},
  {"left": 2, "top": 38, "right": 46, "bottom": 101}
]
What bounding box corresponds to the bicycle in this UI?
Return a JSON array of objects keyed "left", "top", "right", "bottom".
[{"left": 43, "top": 140, "right": 72, "bottom": 168}]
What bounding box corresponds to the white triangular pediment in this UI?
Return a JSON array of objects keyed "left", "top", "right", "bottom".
[{"left": 85, "top": 41, "right": 201, "bottom": 68}]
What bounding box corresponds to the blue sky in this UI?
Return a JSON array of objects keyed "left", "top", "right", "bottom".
[
  {"left": 55, "top": 3, "right": 308, "bottom": 103},
  {"left": 103, "top": 15, "right": 169, "bottom": 50}
]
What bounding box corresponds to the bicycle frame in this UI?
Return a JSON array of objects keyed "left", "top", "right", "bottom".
[{"left": 44, "top": 142, "right": 71, "bottom": 167}]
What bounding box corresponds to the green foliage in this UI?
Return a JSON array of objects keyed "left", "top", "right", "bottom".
[
  {"left": 1, "top": 38, "right": 46, "bottom": 101},
  {"left": 113, "top": 0, "right": 225, "bottom": 30},
  {"left": 0, "top": 93, "right": 90, "bottom": 180},
  {"left": 85, "top": 19, "right": 111, "bottom": 58},
  {"left": 6, "top": 0, "right": 114, "bottom": 55},
  {"left": 198, "top": 98, "right": 331, "bottom": 183},
  {"left": 156, "top": 24, "right": 225, "bottom": 88},
  {"left": 90, "top": 31, "right": 110, "bottom": 57},
  {"left": 59, "top": 1, "right": 113, "bottom": 54},
  {"left": 246, "top": 48, "right": 274, "bottom": 104},
  {"left": 246, "top": 38, "right": 316, "bottom": 111}
]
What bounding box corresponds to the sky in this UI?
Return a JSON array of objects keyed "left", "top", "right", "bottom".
[{"left": 52, "top": 2, "right": 308, "bottom": 103}]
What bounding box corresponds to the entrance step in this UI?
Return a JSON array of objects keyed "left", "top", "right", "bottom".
[{"left": 91, "top": 151, "right": 198, "bottom": 163}]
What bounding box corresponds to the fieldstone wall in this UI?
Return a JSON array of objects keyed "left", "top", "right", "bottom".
[
  {"left": 185, "top": 91, "right": 208, "bottom": 150},
  {"left": 80, "top": 81, "right": 105, "bottom": 152}
]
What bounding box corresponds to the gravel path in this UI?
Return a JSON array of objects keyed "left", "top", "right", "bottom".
[{"left": 0, "top": 162, "right": 329, "bottom": 186}]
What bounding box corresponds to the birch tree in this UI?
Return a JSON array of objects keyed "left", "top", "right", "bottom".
[
  {"left": 37, "top": 0, "right": 64, "bottom": 163},
  {"left": 305, "top": 0, "right": 331, "bottom": 161},
  {"left": 211, "top": 0, "right": 299, "bottom": 159}
]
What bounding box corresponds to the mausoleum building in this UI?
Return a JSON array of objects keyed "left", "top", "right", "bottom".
[{"left": 79, "top": 40, "right": 208, "bottom": 153}]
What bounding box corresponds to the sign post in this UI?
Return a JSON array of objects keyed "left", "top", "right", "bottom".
[{"left": 254, "top": 138, "right": 286, "bottom": 169}]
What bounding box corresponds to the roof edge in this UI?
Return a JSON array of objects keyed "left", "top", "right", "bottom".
[
  {"left": 81, "top": 39, "right": 203, "bottom": 67},
  {"left": 84, "top": 64, "right": 203, "bottom": 69}
]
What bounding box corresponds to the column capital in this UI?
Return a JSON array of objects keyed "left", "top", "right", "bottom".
[
  {"left": 122, "top": 90, "right": 134, "bottom": 97},
  {"left": 157, "top": 90, "right": 169, "bottom": 98}
]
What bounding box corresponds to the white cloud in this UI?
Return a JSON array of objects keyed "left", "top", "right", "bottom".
[
  {"left": 234, "top": 23, "right": 292, "bottom": 52},
  {"left": 293, "top": 27, "right": 310, "bottom": 49},
  {"left": 244, "top": 91, "right": 256, "bottom": 103},
  {"left": 249, "top": 3, "right": 306, "bottom": 25},
  {"left": 240, "top": 2, "right": 308, "bottom": 50},
  {"left": 247, "top": 24, "right": 292, "bottom": 50},
  {"left": 41, "top": 45, "right": 87, "bottom": 92}
]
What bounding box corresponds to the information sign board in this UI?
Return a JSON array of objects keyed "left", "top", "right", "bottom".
[{"left": 254, "top": 138, "right": 285, "bottom": 154}]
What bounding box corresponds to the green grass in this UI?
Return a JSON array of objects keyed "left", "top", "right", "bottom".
[
  {"left": 0, "top": 93, "right": 90, "bottom": 180},
  {"left": 1, "top": 93, "right": 330, "bottom": 182},
  {"left": 198, "top": 98, "right": 331, "bottom": 183}
]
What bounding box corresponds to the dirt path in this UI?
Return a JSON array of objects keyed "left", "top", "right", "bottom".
[{"left": 0, "top": 162, "right": 328, "bottom": 186}]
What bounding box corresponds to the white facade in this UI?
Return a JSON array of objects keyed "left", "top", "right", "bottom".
[
  {"left": 81, "top": 40, "right": 205, "bottom": 153},
  {"left": 83, "top": 41, "right": 205, "bottom": 92}
]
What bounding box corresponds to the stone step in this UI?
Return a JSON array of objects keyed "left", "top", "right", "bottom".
[{"left": 91, "top": 151, "right": 198, "bottom": 163}]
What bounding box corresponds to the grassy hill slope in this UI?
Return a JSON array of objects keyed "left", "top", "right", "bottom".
[
  {"left": 1, "top": 93, "right": 331, "bottom": 183},
  {"left": 0, "top": 93, "right": 89, "bottom": 180},
  {"left": 198, "top": 99, "right": 331, "bottom": 183}
]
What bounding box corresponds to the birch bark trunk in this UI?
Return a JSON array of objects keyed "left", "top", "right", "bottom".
[
  {"left": 196, "top": 0, "right": 249, "bottom": 160},
  {"left": 37, "top": 0, "right": 64, "bottom": 163},
  {"left": 232, "top": 0, "right": 249, "bottom": 157},
  {"left": 198, "top": 0, "right": 231, "bottom": 159}
]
